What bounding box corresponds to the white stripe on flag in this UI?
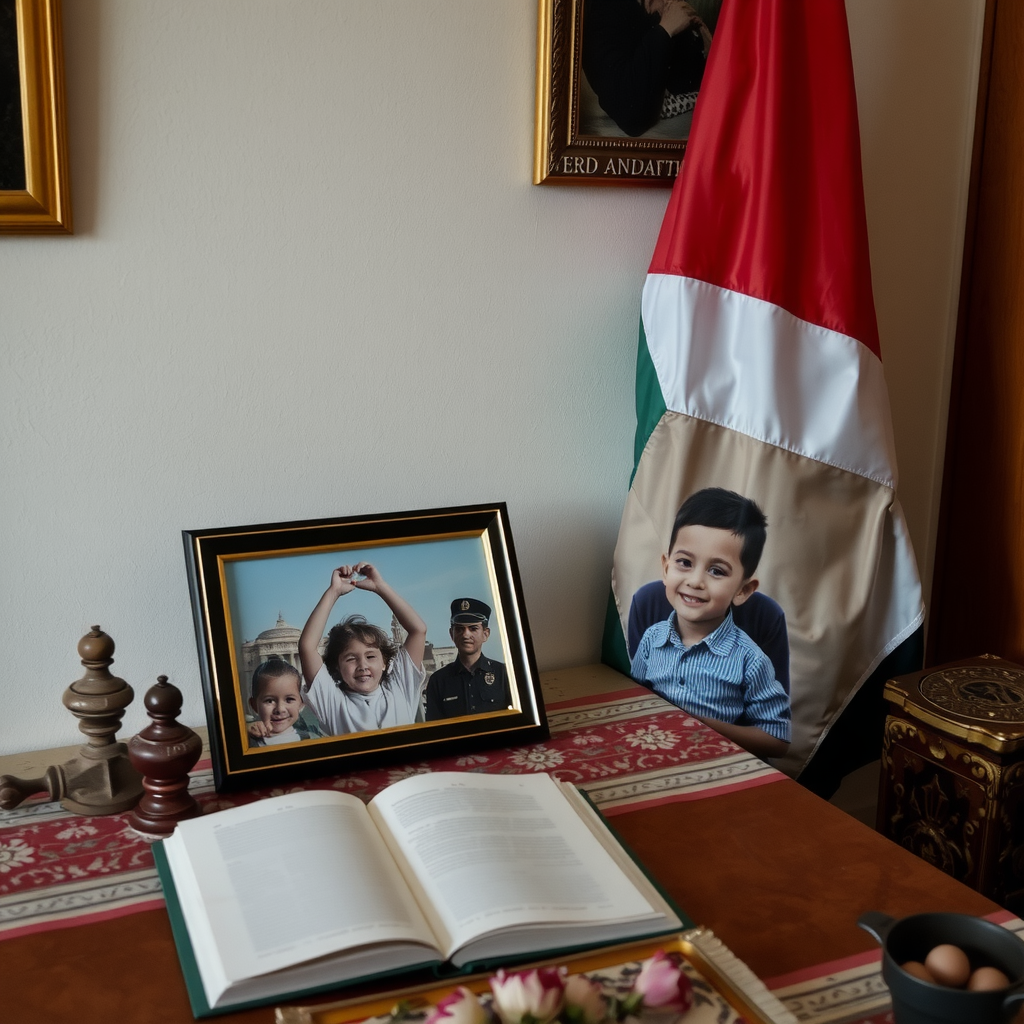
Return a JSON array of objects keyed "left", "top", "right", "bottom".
[{"left": 642, "top": 274, "right": 898, "bottom": 488}]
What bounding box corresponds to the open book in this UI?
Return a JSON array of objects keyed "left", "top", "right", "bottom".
[{"left": 154, "top": 772, "right": 688, "bottom": 1017}]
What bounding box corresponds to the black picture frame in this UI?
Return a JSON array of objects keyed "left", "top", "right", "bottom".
[
  {"left": 183, "top": 503, "right": 548, "bottom": 791},
  {"left": 533, "top": 0, "right": 721, "bottom": 187}
]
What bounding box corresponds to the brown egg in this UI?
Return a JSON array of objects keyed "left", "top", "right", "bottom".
[
  {"left": 924, "top": 944, "right": 972, "bottom": 988},
  {"left": 900, "top": 960, "right": 936, "bottom": 983},
  {"left": 967, "top": 966, "right": 1011, "bottom": 991}
]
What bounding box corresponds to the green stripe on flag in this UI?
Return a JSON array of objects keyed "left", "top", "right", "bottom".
[
  {"left": 631, "top": 316, "right": 667, "bottom": 485},
  {"left": 602, "top": 316, "right": 669, "bottom": 675},
  {"left": 602, "top": 589, "right": 630, "bottom": 674}
]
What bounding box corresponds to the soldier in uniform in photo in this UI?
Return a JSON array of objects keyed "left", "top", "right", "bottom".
[{"left": 424, "top": 598, "right": 512, "bottom": 720}]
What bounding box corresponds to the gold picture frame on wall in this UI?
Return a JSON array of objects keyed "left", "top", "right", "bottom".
[
  {"left": 533, "top": 0, "right": 721, "bottom": 187},
  {"left": 0, "top": 0, "right": 71, "bottom": 233}
]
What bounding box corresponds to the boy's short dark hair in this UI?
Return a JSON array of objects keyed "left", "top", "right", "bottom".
[
  {"left": 323, "top": 614, "right": 398, "bottom": 692},
  {"left": 670, "top": 488, "right": 767, "bottom": 579},
  {"left": 250, "top": 659, "right": 302, "bottom": 703}
]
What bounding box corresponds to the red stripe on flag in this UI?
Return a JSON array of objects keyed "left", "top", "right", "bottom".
[{"left": 649, "top": 0, "right": 881, "bottom": 358}]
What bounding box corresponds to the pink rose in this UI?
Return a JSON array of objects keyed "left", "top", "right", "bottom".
[
  {"left": 631, "top": 952, "right": 693, "bottom": 1013},
  {"left": 490, "top": 967, "right": 565, "bottom": 1024},
  {"left": 563, "top": 974, "right": 607, "bottom": 1024},
  {"left": 426, "top": 987, "right": 488, "bottom": 1024}
]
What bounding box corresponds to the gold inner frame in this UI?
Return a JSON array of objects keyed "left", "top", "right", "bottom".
[{"left": 215, "top": 529, "right": 524, "bottom": 759}]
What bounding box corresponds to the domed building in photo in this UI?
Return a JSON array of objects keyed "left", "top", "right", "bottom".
[{"left": 240, "top": 615, "right": 306, "bottom": 697}]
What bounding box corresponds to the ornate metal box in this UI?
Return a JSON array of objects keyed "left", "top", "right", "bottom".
[{"left": 877, "top": 655, "right": 1024, "bottom": 912}]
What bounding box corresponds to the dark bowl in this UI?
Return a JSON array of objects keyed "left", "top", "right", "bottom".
[{"left": 858, "top": 911, "right": 1024, "bottom": 1024}]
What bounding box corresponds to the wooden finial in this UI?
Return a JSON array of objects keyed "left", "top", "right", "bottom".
[
  {"left": 127, "top": 676, "right": 202, "bottom": 837},
  {"left": 0, "top": 625, "right": 143, "bottom": 814}
]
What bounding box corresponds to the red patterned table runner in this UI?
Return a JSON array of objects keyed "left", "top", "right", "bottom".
[{"left": 0, "top": 688, "right": 782, "bottom": 942}]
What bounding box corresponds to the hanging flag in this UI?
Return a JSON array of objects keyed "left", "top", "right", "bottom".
[{"left": 603, "top": 0, "right": 924, "bottom": 779}]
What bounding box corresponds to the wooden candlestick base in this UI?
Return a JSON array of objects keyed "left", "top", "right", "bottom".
[
  {"left": 0, "top": 626, "right": 143, "bottom": 815},
  {"left": 127, "top": 676, "right": 202, "bottom": 837},
  {"left": 60, "top": 626, "right": 144, "bottom": 815}
]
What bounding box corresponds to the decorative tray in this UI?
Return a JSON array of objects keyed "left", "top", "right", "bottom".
[{"left": 275, "top": 929, "right": 798, "bottom": 1024}]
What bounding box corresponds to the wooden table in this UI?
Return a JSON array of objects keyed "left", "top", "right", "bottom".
[{"left": 2, "top": 666, "right": 1002, "bottom": 1024}]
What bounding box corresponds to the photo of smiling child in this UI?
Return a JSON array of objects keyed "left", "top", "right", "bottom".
[
  {"left": 629, "top": 487, "right": 790, "bottom": 759},
  {"left": 246, "top": 660, "right": 326, "bottom": 747},
  {"left": 298, "top": 562, "right": 428, "bottom": 735}
]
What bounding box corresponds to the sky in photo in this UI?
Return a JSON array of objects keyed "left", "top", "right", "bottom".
[{"left": 222, "top": 536, "right": 507, "bottom": 662}]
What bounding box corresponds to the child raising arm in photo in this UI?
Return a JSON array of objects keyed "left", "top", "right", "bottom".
[{"left": 298, "top": 562, "right": 427, "bottom": 734}]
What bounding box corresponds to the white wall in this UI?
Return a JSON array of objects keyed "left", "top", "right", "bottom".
[
  {"left": 850, "top": 0, "right": 985, "bottom": 605},
  {"left": 0, "top": 0, "right": 984, "bottom": 756}
]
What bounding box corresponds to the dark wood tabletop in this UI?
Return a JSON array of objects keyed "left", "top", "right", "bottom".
[{"left": 3, "top": 668, "right": 1002, "bottom": 1024}]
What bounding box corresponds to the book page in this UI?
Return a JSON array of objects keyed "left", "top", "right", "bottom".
[
  {"left": 165, "top": 790, "right": 440, "bottom": 987},
  {"left": 369, "top": 773, "right": 664, "bottom": 959}
]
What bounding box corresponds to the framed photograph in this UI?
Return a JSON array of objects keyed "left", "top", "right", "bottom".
[
  {"left": 0, "top": 0, "right": 71, "bottom": 233},
  {"left": 534, "top": 0, "right": 721, "bottom": 186},
  {"left": 183, "top": 503, "right": 548, "bottom": 791}
]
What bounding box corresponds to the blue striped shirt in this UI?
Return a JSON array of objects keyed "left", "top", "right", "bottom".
[{"left": 630, "top": 611, "right": 791, "bottom": 742}]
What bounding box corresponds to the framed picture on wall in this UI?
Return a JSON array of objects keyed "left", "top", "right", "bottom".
[
  {"left": 183, "top": 503, "right": 547, "bottom": 791},
  {"left": 0, "top": 0, "right": 71, "bottom": 233},
  {"left": 534, "top": 0, "right": 721, "bottom": 186}
]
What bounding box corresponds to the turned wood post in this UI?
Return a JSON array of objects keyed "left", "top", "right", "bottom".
[{"left": 127, "top": 676, "right": 202, "bottom": 837}]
